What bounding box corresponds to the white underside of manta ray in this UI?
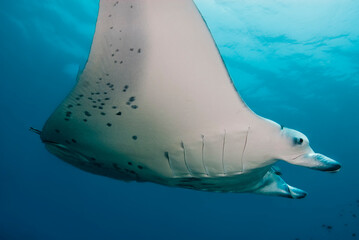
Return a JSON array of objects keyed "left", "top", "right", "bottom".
[{"left": 38, "top": 0, "right": 341, "bottom": 199}]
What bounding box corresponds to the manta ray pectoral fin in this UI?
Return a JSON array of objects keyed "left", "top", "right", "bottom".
[
  {"left": 291, "top": 153, "right": 341, "bottom": 172},
  {"left": 253, "top": 170, "right": 307, "bottom": 199}
]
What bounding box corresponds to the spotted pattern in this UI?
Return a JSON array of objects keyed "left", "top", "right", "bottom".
[
  {"left": 52, "top": 0, "right": 144, "bottom": 181},
  {"left": 112, "top": 162, "right": 143, "bottom": 179}
]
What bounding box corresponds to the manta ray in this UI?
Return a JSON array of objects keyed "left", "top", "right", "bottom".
[{"left": 36, "top": 0, "right": 341, "bottom": 198}]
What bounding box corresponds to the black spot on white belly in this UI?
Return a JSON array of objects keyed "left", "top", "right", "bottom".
[{"left": 113, "top": 163, "right": 122, "bottom": 170}]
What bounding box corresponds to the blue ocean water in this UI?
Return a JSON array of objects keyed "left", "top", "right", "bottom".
[{"left": 1, "top": 0, "right": 358, "bottom": 239}]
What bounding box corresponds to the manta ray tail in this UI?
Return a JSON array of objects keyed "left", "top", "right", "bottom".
[
  {"left": 253, "top": 169, "right": 307, "bottom": 199},
  {"left": 29, "top": 127, "right": 42, "bottom": 135}
]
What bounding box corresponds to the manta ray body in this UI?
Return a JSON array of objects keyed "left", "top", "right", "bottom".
[{"left": 39, "top": 0, "right": 340, "bottom": 198}]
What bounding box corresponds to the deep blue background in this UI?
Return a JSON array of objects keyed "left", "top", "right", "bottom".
[{"left": 1, "top": 0, "right": 358, "bottom": 239}]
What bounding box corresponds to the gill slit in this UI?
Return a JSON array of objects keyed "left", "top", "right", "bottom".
[
  {"left": 222, "top": 130, "right": 227, "bottom": 175},
  {"left": 201, "top": 135, "right": 210, "bottom": 176},
  {"left": 165, "top": 152, "right": 175, "bottom": 176},
  {"left": 240, "top": 126, "right": 250, "bottom": 173},
  {"left": 181, "top": 141, "right": 193, "bottom": 176}
]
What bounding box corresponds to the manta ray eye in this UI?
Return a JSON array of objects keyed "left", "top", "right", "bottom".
[{"left": 293, "top": 137, "right": 304, "bottom": 145}]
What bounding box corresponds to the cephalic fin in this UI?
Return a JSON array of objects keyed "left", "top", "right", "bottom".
[
  {"left": 253, "top": 169, "right": 307, "bottom": 199},
  {"left": 290, "top": 153, "right": 341, "bottom": 172}
]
